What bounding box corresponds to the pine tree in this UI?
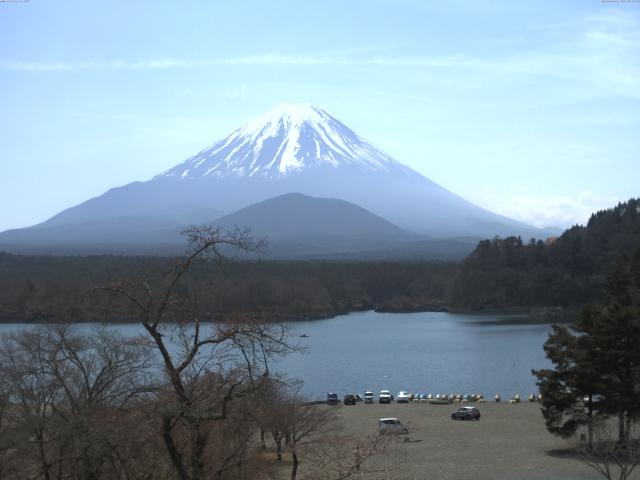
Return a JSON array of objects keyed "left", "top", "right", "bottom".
[
  {"left": 534, "top": 250, "right": 640, "bottom": 444},
  {"left": 533, "top": 310, "right": 605, "bottom": 445}
]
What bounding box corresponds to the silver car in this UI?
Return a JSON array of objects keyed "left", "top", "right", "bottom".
[{"left": 378, "top": 417, "right": 408, "bottom": 435}]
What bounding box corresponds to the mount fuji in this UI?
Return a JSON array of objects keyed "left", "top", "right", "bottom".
[{"left": 0, "top": 103, "right": 556, "bottom": 255}]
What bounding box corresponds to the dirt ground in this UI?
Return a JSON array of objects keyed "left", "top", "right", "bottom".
[{"left": 282, "top": 401, "right": 607, "bottom": 480}]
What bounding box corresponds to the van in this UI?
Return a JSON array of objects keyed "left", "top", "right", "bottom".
[
  {"left": 326, "top": 392, "right": 339, "bottom": 405},
  {"left": 378, "top": 417, "right": 408, "bottom": 435},
  {"left": 379, "top": 390, "right": 393, "bottom": 404}
]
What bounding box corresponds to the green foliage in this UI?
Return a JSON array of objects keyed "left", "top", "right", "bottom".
[
  {"left": 533, "top": 251, "right": 640, "bottom": 443},
  {"left": 453, "top": 198, "right": 640, "bottom": 309}
]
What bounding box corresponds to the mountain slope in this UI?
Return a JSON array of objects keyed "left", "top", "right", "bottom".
[
  {"left": 161, "top": 103, "right": 417, "bottom": 179},
  {"left": 1, "top": 103, "right": 556, "bottom": 253},
  {"left": 209, "top": 193, "right": 477, "bottom": 260},
  {"left": 213, "top": 193, "right": 407, "bottom": 239}
]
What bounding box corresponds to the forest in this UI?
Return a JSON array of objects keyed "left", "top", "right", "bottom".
[
  {"left": 0, "top": 198, "right": 638, "bottom": 323},
  {"left": 452, "top": 198, "right": 640, "bottom": 310}
]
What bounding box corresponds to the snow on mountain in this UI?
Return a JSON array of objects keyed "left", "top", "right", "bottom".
[
  {"left": 3, "top": 102, "right": 558, "bottom": 248},
  {"left": 159, "top": 103, "right": 417, "bottom": 179}
]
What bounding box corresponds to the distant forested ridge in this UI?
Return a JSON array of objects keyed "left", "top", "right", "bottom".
[
  {"left": 0, "top": 256, "right": 456, "bottom": 323},
  {"left": 452, "top": 198, "right": 640, "bottom": 310},
  {"left": 1, "top": 199, "right": 638, "bottom": 323}
]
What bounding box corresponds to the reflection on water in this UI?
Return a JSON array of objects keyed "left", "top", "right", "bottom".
[{"left": 0, "top": 310, "right": 553, "bottom": 400}]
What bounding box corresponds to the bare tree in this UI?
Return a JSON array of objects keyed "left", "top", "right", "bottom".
[
  {"left": 275, "top": 389, "right": 334, "bottom": 480},
  {"left": 0, "top": 324, "right": 159, "bottom": 480},
  {"left": 254, "top": 378, "right": 291, "bottom": 461},
  {"left": 102, "top": 226, "right": 298, "bottom": 480},
  {"left": 301, "top": 434, "right": 388, "bottom": 480},
  {"left": 0, "top": 328, "right": 66, "bottom": 480},
  {"left": 577, "top": 424, "right": 640, "bottom": 480}
]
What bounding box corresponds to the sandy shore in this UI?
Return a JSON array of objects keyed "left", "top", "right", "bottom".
[{"left": 304, "top": 402, "right": 601, "bottom": 480}]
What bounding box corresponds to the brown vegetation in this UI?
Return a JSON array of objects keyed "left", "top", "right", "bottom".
[{"left": 0, "top": 227, "right": 386, "bottom": 480}]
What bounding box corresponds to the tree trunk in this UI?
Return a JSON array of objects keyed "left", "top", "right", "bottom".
[
  {"left": 162, "top": 416, "right": 190, "bottom": 480},
  {"left": 290, "top": 449, "right": 298, "bottom": 480},
  {"left": 587, "top": 394, "right": 593, "bottom": 447},
  {"left": 190, "top": 423, "right": 206, "bottom": 480},
  {"left": 36, "top": 431, "right": 51, "bottom": 480},
  {"left": 272, "top": 432, "right": 282, "bottom": 461},
  {"left": 618, "top": 412, "right": 625, "bottom": 443}
]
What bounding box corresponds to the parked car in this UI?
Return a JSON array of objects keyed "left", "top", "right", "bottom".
[
  {"left": 397, "top": 391, "right": 410, "bottom": 403},
  {"left": 379, "top": 390, "right": 392, "bottom": 404},
  {"left": 378, "top": 417, "right": 408, "bottom": 435},
  {"left": 364, "top": 391, "right": 374, "bottom": 404},
  {"left": 326, "top": 392, "right": 339, "bottom": 405},
  {"left": 344, "top": 394, "right": 356, "bottom": 405},
  {"left": 451, "top": 406, "right": 481, "bottom": 420}
]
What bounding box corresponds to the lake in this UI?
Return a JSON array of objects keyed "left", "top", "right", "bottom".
[{"left": 0, "top": 310, "right": 554, "bottom": 400}]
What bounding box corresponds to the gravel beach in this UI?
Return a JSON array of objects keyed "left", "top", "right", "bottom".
[{"left": 314, "top": 401, "right": 603, "bottom": 480}]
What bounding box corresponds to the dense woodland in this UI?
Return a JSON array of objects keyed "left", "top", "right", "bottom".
[
  {"left": 0, "top": 198, "right": 638, "bottom": 323},
  {"left": 0, "top": 255, "right": 456, "bottom": 323},
  {"left": 452, "top": 198, "right": 640, "bottom": 310}
]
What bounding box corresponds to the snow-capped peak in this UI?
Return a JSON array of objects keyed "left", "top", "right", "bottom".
[
  {"left": 241, "top": 102, "right": 329, "bottom": 136},
  {"left": 159, "top": 102, "right": 415, "bottom": 179}
]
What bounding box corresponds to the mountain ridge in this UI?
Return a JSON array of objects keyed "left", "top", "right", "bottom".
[
  {"left": 0, "top": 103, "right": 560, "bottom": 252},
  {"left": 159, "top": 103, "right": 419, "bottom": 179},
  {"left": 212, "top": 192, "right": 408, "bottom": 238}
]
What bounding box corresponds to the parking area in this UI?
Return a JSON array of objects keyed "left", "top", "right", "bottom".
[{"left": 325, "top": 402, "right": 601, "bottom": 480}]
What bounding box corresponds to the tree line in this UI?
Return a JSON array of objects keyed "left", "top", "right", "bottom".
[
  {"left": 0, "top": 227, "right": 387, "bottom": 480},
  {"left": 1, "top": 198, "right": 638, "bottom": 323},
  {"left": 0, "top": 254, "right": 456, "bottom": 323},
  {"left": 452, "top": 198, "right": 640, "bottom": 310}
]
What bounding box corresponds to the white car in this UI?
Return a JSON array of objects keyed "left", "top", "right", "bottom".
[
  {"left": 397, "top": 391, "right": 410, "bottom": 403},
  {"left": 379, "top": 390, "right": 393, "bottom": 404},
  {"left": 364, "top": 391, "right": 374, "bottom": 404},
  {"left": 378, "top": 417, "right": 408, "bottom": 435}
]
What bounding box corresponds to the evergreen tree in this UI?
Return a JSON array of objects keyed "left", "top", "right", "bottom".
[
  {"left": 533, "top": 309, "right": 605, "bottom": 445},
  {"left": 534, "top": 251, "right": 640, "bottom": 444}
]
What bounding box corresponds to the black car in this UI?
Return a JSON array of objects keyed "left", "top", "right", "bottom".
[
  {"left": 344, "top": 394, "right": 357, "bottom": 405},
  {"left": 451, "top": 406, "right": 481, "bottom": 420},
  {"left": 326, "top": 392, "right": 339, "bottom": 405}
]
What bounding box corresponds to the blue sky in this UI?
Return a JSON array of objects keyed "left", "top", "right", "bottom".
[{"left": 1, "top": 0, "right": 638, "bottom": 231}]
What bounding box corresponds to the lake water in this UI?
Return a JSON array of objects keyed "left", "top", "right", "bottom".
[{"left": 0, "top": 310, "right": 554, "bottom": 400}]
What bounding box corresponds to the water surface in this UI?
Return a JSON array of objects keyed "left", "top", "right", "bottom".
[{"left": 0, "top": 310, "right": 553, "bottom": 400}]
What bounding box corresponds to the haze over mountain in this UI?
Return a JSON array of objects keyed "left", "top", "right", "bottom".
[
  {"left": 214, "top": 193, "right": 406, "bottom": 238},
  {"left": 0, "top": 103, "right": 558, "bottom": 255}
]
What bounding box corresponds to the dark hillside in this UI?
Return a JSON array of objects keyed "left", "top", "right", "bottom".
[
  {"left": 0, "top": 255, "right": 457, "bottom": 323},
  {"left": 452, "top": 198, "right": 640, "bottom": 310}
]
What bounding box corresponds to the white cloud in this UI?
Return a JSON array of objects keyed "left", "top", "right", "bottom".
[
  {"left": 0, "top": 55, "right": 344, "bottom": 72},
  {"left": 2, "top": 8, "right": 638, "bottom": 99},
  {"left": 481, "top": 191, "right": 621, "bottom": 228},
  {"left": 2, "top": 8, "right": 638, "bottom": 106}
]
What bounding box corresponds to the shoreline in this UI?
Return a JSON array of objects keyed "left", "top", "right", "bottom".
[{"left": 0, "top": 305, "right": 578, "bottom": 325}]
